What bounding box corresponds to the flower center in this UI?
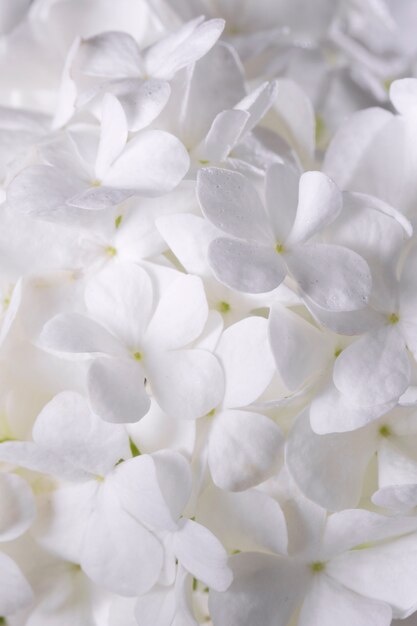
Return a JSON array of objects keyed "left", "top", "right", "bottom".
[
  {"left": 105, "top": 245, "right": 117, "bottom": 257},
  {"left": 388, "top": 312, "right": 400, "bottom": 325},
  {"left": 133, "top": 351, "right": 142, "bottom": 361},
  {"left": 115, "top": 215, "right": 123, "bottom": 229},
  {"left": 217, "top": 301, "right": 231, "bottom": 313},
  {"left": 310, "top": 561, "right": 326, "bottom": 573},
  {"left": 275, "top": 243, "right": 285, "bottom": 254},
  {"left": 379, "top": 424, "right": 391, "bottom": 438},
  {"left": 90, "top": 179, "right": 101, "bottom": 187}
]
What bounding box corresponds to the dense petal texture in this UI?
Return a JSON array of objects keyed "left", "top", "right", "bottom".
[{"left": 4, "top": 3, "right": 417, "bottom": 625}]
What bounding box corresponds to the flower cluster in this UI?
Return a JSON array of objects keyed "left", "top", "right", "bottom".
[{"left": 2, "top": 1, "right": 417, "bottom": 625}]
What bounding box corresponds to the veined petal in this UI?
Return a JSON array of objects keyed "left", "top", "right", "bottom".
[
  {"left": 143, "top": 17, "right": 224, "bottom": 79},
  {"left": 328, "top": 533, "right": 417, "bottom": 618},
  {"left": 286, "top": 244, "right": 372, "bottom": 312},
  {"left": 322, "top": 509, "right": 417, "bottom": 557},
  {"left": 74, "top": 31, "right": 142, "bottom": 78},
  {"left": 67, "top": 185, "right": 133, "bottom": 210},
  {"left": 298, "top": 575, "right": 392, "bottom": 626},
  {"left": 85, "top": 262, "right": 153, "bottom": 348},
  {"left": 197, "top": 484, "right": 288, "bottom": 555},
  {"left": 269, "top": 303, "right": 331, "bottom": 391},
  {"left": 104, "top": 130, "right": 189, "bottom": 196},
  {"left": 7, "top": 165, "right": 84, "bottom": 220},
  {"left": 111, "top": 451, "right": 191, "bottom": 531},
  {"left": 287, "top": 410, "right": 376, "bottom": 511},
  {"left": 82, "top": 485, "right": 163, "bottom": 596},
  {"left": 173, "top": 519, "right": 232, "bottom": 591},
  {"left": 0, "top": 473, "right": 35, "bottom": 542},
  {"left": 216, "top": 316, "right": 275, "bottom": 408},
  {"left": 333, "top": 327, "right": 410, "bottom": 407},
  {"left": 88, "top": 356, "right": 150, "bottom": 423},
  {"left": 39, "top": 313, "right": 125, "bottom": 356},
  {"left": 146, "top": 349, "right": 224, "bottom": 420},
  {"left": 33, "top": 391, "right": 130, "bottom": 477},
  {"left": 0, "top": 552, "right": 33, "bottom": 616},
  {"left": 208, "top": 409, "right": 283, "bottom": 491},
  {"left": 201, "top": 109, "right": 250, "bottom": 163},
  {"left": 209, "top": 238, "right": 286, "bottom": 293},
  {"left": 209, "top": 552, "right": 307, "bottom": 626},
  {"left": 265, "top": 162, "right": 299, "bottom": 244},
  {"left": 310, "top": 383, "right": 395, "bottom": 434},
  {"left": 286, "top": 171, "right": 342, "bottom": 245},
  {"left": 197, "top": 167, "right": 273, "bottom": 244},
  {"left": 144, "top": 274, "right": 208, "bottom": 351}
]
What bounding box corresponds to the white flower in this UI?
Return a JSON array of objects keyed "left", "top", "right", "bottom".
[
  {"left": 39, "top": 262, "right": 224, "bottom": 422},
  {"left": 197, "top": 164, "right": 372, "bottom": 311},
  {"left": 0, "top": 472, "right": 35, "bottom": 616},
  {"left": 210, "top": 495, "right": 417, "bottom": 626},
  {"left": 8, "top": 94, "right": 189, "bottom": 220},
  {"left": 0, "top": 392, "right": 232, "bottom": 596}
]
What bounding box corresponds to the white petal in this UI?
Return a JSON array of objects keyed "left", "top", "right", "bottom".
[
  {"left": 286, "top": 244, "right": 372, "bottom": 312},
  {"left": 390, "top": 78, "right": 417, "bottom": 116},
  {"left": 174, "top": 519, "right": 232, "bottom": 591},
  {"left": 33, "top": 391, "right": 130, "bottom": 476},
  {"left": 75, "top": 31, "right": 142, "bottom": 78},
  {"left": 7, "top": 165, "right": 83, "bottom": 219},
  {"left": 127, "top": 400, "right": 196, "bottom": 457},
  {"left": 377, "top": 435, "right": 417, "bottom": 492},
  {"left": 201, "top": 109, "right": 250, "bottom": 162},
  {"left": 67, "top": 185, "right": 133, "bottom": 210},
  {"left": 182, "top": 41, "right": 245, "bottom": 147},
  {"left": 0, "top": 552, "right": 33, "bottom": 616},
  {"left": 39, "top": 313, "right": 124, "bottom": 356},
  {"left": 287, "top": 410, "right": 376, "bottom": 511},
  {"left": 269, "top": 303, "right": 331, "bottom": 391},
  {"left": 0, "top": 473, "right": 35, "bottom": 541},
  {"left": 197, "top": 484, "right": 288, "bottom": 555},
  {"left": 144, "top": 17, "right": 224, "bottom": 79},
  {"left": 286, "top": 172, "right": 342, "bottom": 245},
  {"left": 85, "top": 262, "right": 153, "bottom": 349},
  {"left": 209, "top": 552, "right": 307, "bottom": 626},
  {"left": 104, "top": 130, "right": 189, "bottom": 196},
  {"left": 82, "top": 484, "right": 163, "bottom": 596},
  {"left": 333, "top": 327, "right": 410, "bottom": 407},
  {"left": 372, "top": 485, "right": 417, "bottom": 512},
  {"left": 145, "top": 275, "right": 208, "bottom": 350},
  {"left": 134, "top": 585, "right": 176, "bottom": 626},
  {"left": 209, "top": 238, "right": 286, "bottom": 293},
  {"left": 323, "top": 108, "right": 393, "bottom": 190},
  {"left": 310, "top": 383, "right": 395, "bottom": 434},
  {"left": 235, "top": 80, "right": 278, "bottom": 138},
  {"left": 146, "top": 349, "right": 224, "bottom": 420},
  {"left": 0, "top": 441, "right": 89, "bottom": 482},
  {"left": 95, "top": 93, "right": 128, "bottom": 179},
  {"left": 265, "top": 162, "right": 299, "bottom": 244},
  {"left": 116, "top": 78, "right": 171, "bottom": 132},
  {"left": 208, "top": 409, "right": 283, "bottom": 491},
  {"left": 328, "top": 533, "right": 417, "bottom": 618},
  {"left": 156, "top": 213, "right": 219, "bottom": 277},
  {"left": 33, "top": 482, "right": 98, "bottom": 563},
  {"left": 322, "top": 509, "right": 417, "bottom": 557},
  {"left": 88, "top": 357, "right": 149, "bottom": 423},
  {"left": 197, "top": 167, "right": 273, "bottom": 243},
  {"left": 272, "top": 78, "right": 315, "bottom": 159},
  {"left": 112, "top": 451, "right": 191, "bottom": 531},
  {"left": 298, "top": 575, "right": 392, "bottom": 626},
  {"left": 216, "top": 316, "right": 275, "bottom": 408}
]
